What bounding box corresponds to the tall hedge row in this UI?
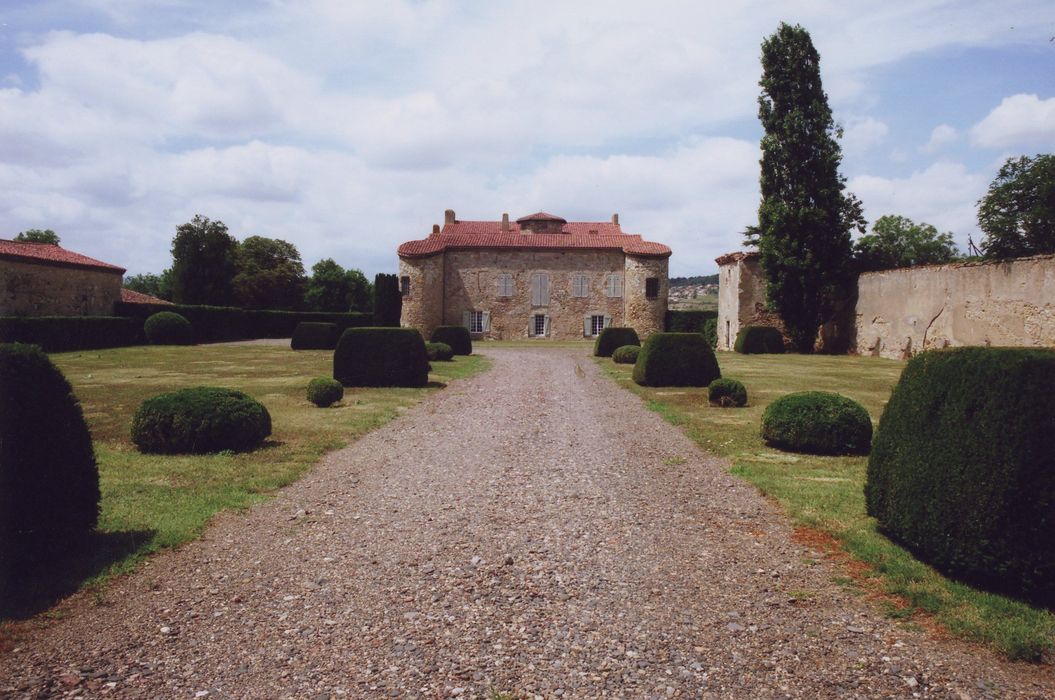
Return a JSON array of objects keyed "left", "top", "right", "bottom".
[
  {"left": 866, "top": 347, "right": 1055, "bottom": 605},
  {"left": 0, "top": 316, "right": 138, "bottom": 352}
]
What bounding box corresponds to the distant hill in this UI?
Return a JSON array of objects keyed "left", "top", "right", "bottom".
[{"left": 669, "top": 274, "right": 718, "bottom": 287}]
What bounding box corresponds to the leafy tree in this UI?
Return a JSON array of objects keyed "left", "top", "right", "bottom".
[
  {"left": 747, "top": 23, "right": 865, "bottom": 353},
  {"left": 14, "top": 229, "right": 60, "bottom": 244},
  {"left": 124, "top": 270, "right": 174, "bottom": 300},
  {"left": 170, "top": 215, "right": 239, "bottom": 306},
  {"left": 305, "top": 259, "right": 374, "bottom": 312},
  {"left": 853, "top": 215, "right": 959, "bottom": 271},
  {"left": 232, "top": 236, "right": 307, "bottom": 310},
  {"left": 978, "top": 154, "right": 1055, "bottom": 259},
  {"left": 373, "top": 273, "right": 402, "bottom": 327}
]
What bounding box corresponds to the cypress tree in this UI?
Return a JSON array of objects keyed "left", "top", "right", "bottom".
[
  {"left": 373, "top": 273, "right": 402, "bottom": 327},
  {"left": 748, "top": 23, "right": 864, "bottom": 352}
]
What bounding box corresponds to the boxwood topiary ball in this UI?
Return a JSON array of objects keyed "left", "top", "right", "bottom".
[
  {"left": 594, "top": 327, "right": 640, "bottom": 357},
  {"left": 430, "top": 326, "right": 472, "bottom": 355},
  {"left": 611, "top": 345, "right": 640, "bottom": 364},
  {"left": 307, "top": 377, "right": 344, "bottom": 407},
  {"left": 144, "top": 311, "right": 193, "bottom": 345},
  {"left": 761, "top": 391, "right": 871, "bottom": 455},
  {"left": 632, "top": 332, "right": 721, "bottom": 387},
  {"left": 131, "top": 387, "right": 271, "bottom": 454},
  {"left": 425, "top": 341, "right": 454, "bottom": 361},
  {"left": 733, "top": 325, "right": 785, "bottom": 354},
  {"left": 708, "top": 377, "right": 747, "bottom": 407}
]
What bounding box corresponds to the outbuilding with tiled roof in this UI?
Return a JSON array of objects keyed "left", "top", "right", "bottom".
[{"left": 0, "top": 239, "right": 126, "bottom": 317}]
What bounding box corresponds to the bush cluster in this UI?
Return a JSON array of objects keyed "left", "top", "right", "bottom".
[
  {"left": 761, "top": 391, "right": 871, "bottom": 455},
  {"left": 0, "top": 343, "right": 99, "bottom": 571},
  {"left": 866, "top": 347, "right": 1055, "bottom": 605},
  {"left": 144, "top": 311, "right": 193, "bottom": 345},
  {"left": 611, "top": 345, "right": 640, "bottom": 364},
  {"left": 291, "top": 322, "right": 339, "bottom": 350},
  {"left": 430, "top": 326, "right": 472, "bottom": 355},
  {"left": 0, "top": 316, "right": 139, "bottom": 352},
  {"left": 701, "top": 318, "right": 718, "bottom": 349},
  {"left": 708, "top": 377, "right": 747, "bottom": 407},
  {"left": 307, "top": 377, "right": 344, "bottom": 407},
  {"left": 734, "top": 326, "right": 785, "bottom": 354},
  {"left": 425, "top": 341, "right": 454, "bottom": 361},
  {"left": 632, "top": 332, "right": 721, "bottom": 387},
  {"left": 664, "top": 310, "right": 717, "bottom": 333},
  {"left": 594, "top": 327, "right": 640, "bottom": 357},
  {"left": 131, "top": 387, "right": 272, "bottom": 454},
  {"left": 334, "top": 327, "right": 429, "bottom": 387}
]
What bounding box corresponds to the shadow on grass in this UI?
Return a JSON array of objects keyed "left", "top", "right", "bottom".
[
  {"left": 425, "top": 381, "right": 447, "bottom": 389},
  {"left": 1, "top": 529, "right": 155, "bottom": 620}
]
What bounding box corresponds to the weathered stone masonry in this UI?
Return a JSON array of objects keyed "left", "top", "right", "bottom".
[{"left": 0, "top": 240, "right": 125, "bottom": 316}]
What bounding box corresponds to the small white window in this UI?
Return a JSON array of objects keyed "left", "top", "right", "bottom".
[
  {"left": 591, "top": 315, "right": 606, "bottom": 336},
  {"left": 496, "top": 273, "right": 513, "bottom": 297},
  {"left": 605, "top": 273, "right": 623, "bottom": 298},
  {"left": 530, "top": 273, "right": 550, "bottom": 306},
  {"left": 531, "top": 314, "right": 550, "bottom": 337},
  {"left": 464, "top": 310, "right": 490, "bottom": 334},
  {"left": 571, "top": 274, "right": 588, "bottom": 298},
  {"left": 583, "top": 314, "right": 611, "bottom": 337}
]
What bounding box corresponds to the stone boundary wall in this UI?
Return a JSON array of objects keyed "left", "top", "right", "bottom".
[{"left": 854, "top": 255, "right": 1055, "bottom": 359}]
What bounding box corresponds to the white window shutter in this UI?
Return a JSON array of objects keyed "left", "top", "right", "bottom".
[
  {"left": 544, "top": 315, "right": 551, "bottom": 336},
  {"left": 482, "top": 311, "right": 491, "bottom": 332},
  {"left": 528, "top": 317, "right": 535, "bottom": 337},
  {"left": 531, "top": 274, "right": 540, "bottom": 305},
  {"left": 604, "top": 315, "right": 612, "bottom": 328},
  {"left": 583, "top": 315, "right": 591, "bottom": 336},
  {"left": 541, "top": 274, "right": 550, "bottom": 305},
  {"left": 462, "top": 310, "right": 470, "bottom": 328}
]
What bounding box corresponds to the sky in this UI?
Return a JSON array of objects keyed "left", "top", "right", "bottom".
[{"left": 0, "top": 1, "right": 1053, "bottom": 279}]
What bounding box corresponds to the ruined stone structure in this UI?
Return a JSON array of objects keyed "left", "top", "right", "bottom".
[
  {"left": 716, "top": 250, "right": 1055, "bottom": 358},
  {"left": 0, "top": 239, "right": 125, "bottom": 316},
  {"left": 398, "top": 210, "right": 671, "bottom": 341}
]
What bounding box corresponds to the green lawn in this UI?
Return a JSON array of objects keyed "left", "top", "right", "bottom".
[
  {"left": 3, "top": 343, "right": 487, "bottom": 619},
  {"left": 600, "top": 352, "right": 1055, "bottom": 661}
]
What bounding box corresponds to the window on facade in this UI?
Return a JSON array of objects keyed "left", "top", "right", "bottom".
[
  {"left": 530, "top": 273, "right": 550, "bottom": 306},
  {"left": 400, "top": 275, "right": 410, "bottom": 296},
  {"left": 605, "top": 273, "right": 623, "bottom": 298},
  {"left": 645, "top": 277, "right": 659, "bottom": 299},
  {"left": 468, "top": 310, "right": 485, "bottom": 334},
  {"left": 532, "top": 314, "right": 548, "bottom": 337},
  {"left": 590, "top": 314, "right": 607, "bottom": 336},
  {"left": 571, "top": 273, "right": 588, "bottom": 298},
  {"left": 496, "top": 273, "right": 513, "bottom": 297}
]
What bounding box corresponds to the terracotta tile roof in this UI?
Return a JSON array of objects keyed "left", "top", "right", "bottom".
[
  {"left": 715, "top": 250, "right": 760, "bottom": 266},
  {"left": 120, "top": 288, "right": 173, "bottom": 305},
  {"left": 0, "top": 239, "right": 126, "bottom": 273},
  {"left": 398, "top": 218, "right": 671, "bottom": 259},
  {"left": 516, "top": 211, "right": 567, "bottom": 223}
]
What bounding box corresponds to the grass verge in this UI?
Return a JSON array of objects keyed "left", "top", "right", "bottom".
[
  {"left": 3, "top": 343, "right": 488, "bottom": 620},
  {"left": 599, "top": 352, "right": 1055, "bottom": 662}
]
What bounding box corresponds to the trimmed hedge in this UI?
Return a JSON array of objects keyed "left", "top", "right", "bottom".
[
  {"left": 611, "top": 345, "right": 640, "bottom": 364},
  {"left": 632, "top": 332, "right": 721, "bottom": 387},
  {"left": 425, "top": 341, "right": 454, "bottom": 361},
  {"left": 144, "top": 311, "right": 193, "bottom": 345},
  {"left": 333, "top": 327, "right": 429, "bottom": 387},
  {"left": 734, "top": 325, "right": 785, "bottom": 354},
  {"left": 0, "top": 316, "right": 138, "bottom": 352},
  {"left": 430, "top": 326, "right": 472, "bottom": 356},
  {"left": 708, "top": 377, "right": 747, "bottom": 407},
  {"left": 594, "top": 327, "right": 640, "bottom": 357},
  {"left": 247, "top": 310, "right": 373, "bottom": 339},
  {"left": 702, "top": 318, "right": 718, "bottom": 349},
  {"left": 0, "top": 344, "right": 99, "bottom": 570},
  {"left": 307, "top": 377, "right": 344, "bottom": 407},
  {"left": 291, "top": 322, "right": 339, "bottom": 350},
  {"left": 865, "top": 347, "right": 1055, "bottom": 604},
  {"left": 665, "top": 309, "right": 718, "bottom": 333},
  {"left": 761, "top": 391, "right": 871, "bottom": 455},
  {"left": 131, "top": 387, "right": 272, "bottom": 454}
]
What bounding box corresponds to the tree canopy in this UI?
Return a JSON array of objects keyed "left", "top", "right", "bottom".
[
  {"left": 124, "top": 271, "right": 174, "bottom": 300},
  {"left": 978, "top": 154, "right": 1055, "bottom": 259},
  {"left": 232, "top": 236, "right": 307, "bottom": 310},
  {"left": 748, "top": 23, "right": 864, "bottom": 353},
  {"left": 305, "top": 259, "right": 373, "bottom": 312},
  {"left": 169, "top": 215, "right": 239, "bottom": 305},
  {"left": 853, "top": 215, "right": 959, "bottom": 271},
  {"left": 14, "top": 229, "right": 60, "bottom": 244}
]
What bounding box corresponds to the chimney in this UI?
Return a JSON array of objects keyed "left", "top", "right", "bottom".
[
  {"left": 501, "top": 212, "right": 510, "bottom": 232},
  {"left": 432, "top": 224, "right": 440, "bottom": 235},
  {"left": 444, "top": 208, "right": 456, "bottom": 225},
  {"left": 611, "top": 213, "right": 620, "bottom": 226}
]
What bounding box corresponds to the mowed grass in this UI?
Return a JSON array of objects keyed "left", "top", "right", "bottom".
[
  {"left": 4, "top": 343, "right": 488, "bottom": 619},
  {"left": 600, "top": 352, "right": 1055, "bottom": 661}
]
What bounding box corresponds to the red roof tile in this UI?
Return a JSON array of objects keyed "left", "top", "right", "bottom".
[
  {"left": 398, "top": 219, "right": 671, "bottom": 259},
  {"left": 714, "top": 250, "right": 760, "bottom": 266},
  {"left": 120, "top": 288, "right": 173, "bottom": 305},
  {"left": 0, "top": 239, "right": 126, "bottom": 273},
  {"left": 516, "top": 211, "right": 567, "bottom": 223}
]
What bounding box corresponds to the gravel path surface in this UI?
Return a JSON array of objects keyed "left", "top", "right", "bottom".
[{"left": 3, "top": 346, "right": 1054, "bottom": 698}]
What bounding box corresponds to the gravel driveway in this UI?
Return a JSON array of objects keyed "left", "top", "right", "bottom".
[{"left": 3, "top": 346, "right": 1053, "bottom": 698}]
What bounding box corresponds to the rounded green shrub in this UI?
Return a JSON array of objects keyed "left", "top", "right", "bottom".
[
  {"left": 866, "top": 347, "right": 1055, "bottom": 605},
  {"left": 291, "top": 322, "right": 339, "bottom": 350},
  {"left": 334, "top": 327, "right": 429, "bottom": 387},
  {"left": 430, "top": 326, "right": 472, "bottom": 355},
  {"left": 131, "top": 387, "right": 272, "bottom": 454},
  {"left": 307, "top": 377, "right": 344, "bottom": 407},
  {"left": 761, "top": 391, "right": 871, "bottom": 455},
  {"left": 425, "top": 341, "right": 454, "bottom": 361},
  {"left": 0, "top": 344, "right": 99, "bottom": 562},
  {"left": 611, "top": 345, "right": 640, "bottom": 364},
  {"left": 632, "top": 332, "right": 721, "bottom": 387},
  {"left": 594, "top": 327, "right": 640, "bottom": 357},
  {"left": 144, "top": 311, "right": 193, "bottom": 345},
  {"left": 708, "top": 377, "right": 747, "bottom": 407},
  {"left": 734, "top": 325, "right": 785, "bottom": 354}
]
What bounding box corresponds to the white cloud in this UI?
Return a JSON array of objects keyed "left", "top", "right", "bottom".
[
  {"left": 841, "top": 117, "right": 889, "bottom": 155},
  {"left": 970, "top": 94, "right": 1055, "bottom": 148},
  {"left": 924, "top": 124, "right": 958, "bottom": 152}
]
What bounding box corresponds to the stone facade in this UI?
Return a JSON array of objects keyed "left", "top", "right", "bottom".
[
  {"left": 0, "top": 257, "right": 123, "bottom": 316},
  {"left": 715, "top": 252, "right": 784, "bottom": 351}
]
